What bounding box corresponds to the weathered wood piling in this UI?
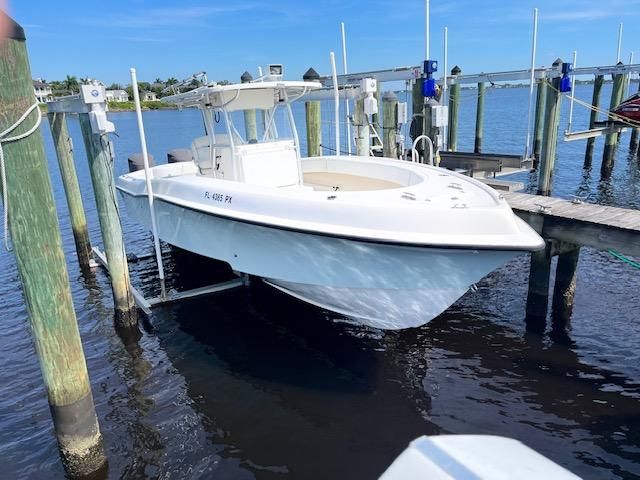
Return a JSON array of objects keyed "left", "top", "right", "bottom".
[
  {"left": 533, "top": 79, "right": 547, "bottom": 164},
  {"left": 474, "top": 81, "right": 485, "bottom": 153},
  {"left": 537, "top": 61, "right": 563, "bottom": 196},
  {"left": 240, "top": 72, "right": 257, "bottom": 142},
  {"left": 303, "top": 68, "right": 322, "bottom": 157},
  {"left": 551, "top": 245, "right": 580, "bottom": 335},
  {"left": 602, "top": 63, "right": 625, "bottom": 177},
  {"left": 584, "top": 74, "right": 604, "bottom": 168},
  {"left": 354, "top": 97, "right": 370, "bottom": 156},
  {"left": 382, "top": 91, "right": 398, "bottom": 158},
  {"left": 0, "top": 14, "right": 106, "bottom": 477},
  {"left": 79, "top": 115, "right": 137, "bottom": 328},
  {"left": 447, "top": 66, "right": 462, "bottom": 152},
  {"left": 525, "top": 238, "right": 552, "bottom": 333},
  {"left": 48, "top": 112, "right": 92, "bottom": 270}
]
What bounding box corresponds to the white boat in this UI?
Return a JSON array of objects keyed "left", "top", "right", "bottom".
[{"left": 116, "top": 72, "right": 544, "bottom": 330}]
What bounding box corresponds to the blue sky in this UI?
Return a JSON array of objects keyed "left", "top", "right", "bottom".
[{"left": 6, "top": 0, "right": 640, "bottom": 85}]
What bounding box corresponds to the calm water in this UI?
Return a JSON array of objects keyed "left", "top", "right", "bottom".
[{"left": 1, "top": 84, "right": 639, "bottom": 479}]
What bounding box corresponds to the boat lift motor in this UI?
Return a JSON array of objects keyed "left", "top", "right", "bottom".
[
  {"left": 422, "top": 60, "right": 438, "bottom": 98},
  {"left": 361, "top": 78, "right": 378, "bottom": 116},
  {"left": 560, "top": 62, "right": 573, "bottom": 93},
  {"left": 80, "top": 84, "right": 115, "bottom": 135}
]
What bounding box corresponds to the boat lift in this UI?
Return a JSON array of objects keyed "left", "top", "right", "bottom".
[{"left": 47, "top": 77, "right": 247, "bottom": 316}]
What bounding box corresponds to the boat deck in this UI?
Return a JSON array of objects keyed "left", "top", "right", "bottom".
[{"left": 303, "top": 172, "right": 402, "bottom": 191}]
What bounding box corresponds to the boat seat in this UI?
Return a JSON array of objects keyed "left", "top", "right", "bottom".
[{"left": 191, "top": 134, "right": 237, "bottom": 178}]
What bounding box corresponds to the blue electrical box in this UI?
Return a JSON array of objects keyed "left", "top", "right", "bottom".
[
  {"left": 561, "top": 62, "right": 573, "bottom": 74},
  {"left": 424, "top": 60, "right": 438, "bottom": 74},
  {"left": 422, "top": 77, "right": 437, "bottom": 97},
  {"left": 560, "top": 62, "right": 573, "bottom": 93}
]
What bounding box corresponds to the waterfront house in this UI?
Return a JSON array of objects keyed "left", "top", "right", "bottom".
[
  {"left": 142, "top": 90, "right": 158, "bottom": 101},
  {"left": 33, "top": 79, "right": 52, "bottom": 103},
  {"left": 106, "top": 89, "right": 129, "bottom": 102}
]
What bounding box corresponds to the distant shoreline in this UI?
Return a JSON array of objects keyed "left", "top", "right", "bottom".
[{"left": 38, "top": 100, "right": 178, "bottom": 114}]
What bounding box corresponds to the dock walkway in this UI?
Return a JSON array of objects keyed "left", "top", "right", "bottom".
[{"left": 503, "top": 192, "right": 640, "bottom": 257}]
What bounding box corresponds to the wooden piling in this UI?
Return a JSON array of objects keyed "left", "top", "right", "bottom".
[
  {"left": 382, "top": 91, "right": 398, "bottom": 158},
  {"left": 354, "top": 97, "right": 370, "bottom": 156},
  {"left": 79, "top": 114, "right": 137, "bottom": 328},
  {"left": 447, "top": 66, "right": 462, "bottom": 152},
  {"left": 551, "top": 246, "right": 580, "bottom": 332},
  {"left": 629, "top": 80, "right": 640, "bottom": 154},
  {"left": 584, "top": 74, "right": 604, "bottom": 168},
  {"left": 0, "top": 14, "right": 106, "bottom": 476},
  {"left": 525, "top": 238, "right": 552, "bottom": 333},
  {"left": 303, "top": 68, "right": 322, "bottom": 157},
  {"left": 602, "top": 64, "right": 625, "bottom": 177},
  {"left": 537, "top": 64, "right": 562, "bottom": 196},
  {"left": 474, "top": 82, "right": 485, "bottom": 153},
  {"left": 372, "top": 81, "right": 382, "bottom": 151},
  {"left": 533, "top": 79, "right": 547, "bottom": 164},
  {"left": 240, "top": 72, "right": 257, "bottom": 142},
  {"left": 48, "top": 112, "right": 92, "bottom": 270}
]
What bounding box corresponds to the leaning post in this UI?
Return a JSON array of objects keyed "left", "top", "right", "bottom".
[
  {"left": 474, "top": 81, "right": 485, "bottom": 153},
  {"left": 240, "top": 72, "right": 257, "bottom": 142},
  {"left": 533, "top": 79, "right": 547, "bottom": 165},
  {"left": 0, "top": 14, "right": 106, "bottom": 476},
  {"left": 47, "top": 112, "right": 92, "bottom": 270},
  {"left": 78, "top": 113, "right": 137, "bottom": 328},
  {"left": 537, "top": 60, "right": 563, "bottom": 196},
  {"left": 584, "top": 74, "right": 604, "bottom": 168},
  {"left": 302, "top": 68, "right": 322, "bottom": 157},
  {"left": 382, "top": 91, "right": 398, "bottom": 158},
  {"left": 601, "top": 63, "right": 625, "bottom": 177},
  {"left": 447, "top": 65, "right": 462, "bottom": 152}
]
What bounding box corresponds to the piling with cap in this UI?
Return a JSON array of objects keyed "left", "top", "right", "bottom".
[
  {"left": 240, "top": 72, "right": 257, "bottom": 142},
  {"left": 537, "top": 60, "right": 563, "bottom": 196},
  {"left": 584, "top": 74, "right": 604, "bottom": 168},
  {"left": 382, "top": 91, "right": 398, "bottom": 158},
  {"left": 602, "top": 63, "right": 625, "bottom": 177},
  {"left": 302, "top": 68, "right": 322, "bottom": 157},
  {"left": 47, "top": 112, "right": 92, "bottom": 270},
  {"left": 474, "top": 81, "right": 485, "bottom": 153},
  {"left": 0, "top": 13, "right": 106, "bottom": 476},
  {"left": 79, "top": 115, "right": 137, "bottom": 328},
  {"left": 533, "top": 79, "right": 547, "bottom": 164},
  {"left": 447, "top": 66, "right": 462, "bottom": 152}
]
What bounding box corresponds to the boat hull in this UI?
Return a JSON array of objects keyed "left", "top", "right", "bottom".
[{"left": 121, "top": 192, "right": 519, "bottom": 329}]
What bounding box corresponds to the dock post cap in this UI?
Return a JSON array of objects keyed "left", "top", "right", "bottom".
[
  {"left": 552, "top": 58, "right": 563, "bottom": 67},
  {"left": 1, "top": 11, "right": 25, "bottom": 40},
  {"left": 451, "top": 65, "right": 462, "bottom": 75},
  {"left": 240, "top": 71, "right": 253, "bottom": 83},
  {"left": 382, "top": 90, "right": 398, "bottom": 101},
  {"left": 303, "top": 67, "right": 320, "bottom": 81}
]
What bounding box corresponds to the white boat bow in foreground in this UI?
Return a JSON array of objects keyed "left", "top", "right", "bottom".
[{"left": 116, "top": 73, "right": 543, "bottom": 329}]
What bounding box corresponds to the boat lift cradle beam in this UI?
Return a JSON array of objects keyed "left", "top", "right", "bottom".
[{"left": 46, "top": 87, "right": 248, "bottom": 316}]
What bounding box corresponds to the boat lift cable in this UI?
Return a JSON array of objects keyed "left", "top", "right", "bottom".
[{"left": 0, "top": 99, "right": 41, "bottom": 252}]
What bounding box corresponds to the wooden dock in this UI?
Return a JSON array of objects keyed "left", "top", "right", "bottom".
[{"left": 503, "top": 192, "right": 640, "bottom": 257}]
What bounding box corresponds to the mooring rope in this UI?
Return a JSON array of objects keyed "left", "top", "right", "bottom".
[
  {"left": 608, "top": 249, "right": 640, "bottom": 270},
  {"left": 0, "top": 100, "right": 42, "bottom": 251}
]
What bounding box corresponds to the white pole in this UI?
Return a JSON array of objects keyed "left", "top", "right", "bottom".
[
  {"left": 524, "top": 7, "right": 538, "bottom": 159},
  {"left": 567, "top": 50, "right": 577, "bottom": 132},
  {"left": 341, "top": 22, "right": 352, "bottom": 155},
  {"left": 330, "top": 52, "right": 340, "bottom": 156},
  {"left": 425, "top": 0, "right": 430, "bottom": 59},
  {"left": 616, "top": 22, "right": 623, "bottom": 63},
  {"left": 628, "top": 51, "right": 634, "bottom": 96},
  {"left": 442, "top": 26, "right": 448, "bottom": 150},
  {"left": 130, "top": 67, "right": 166, "bottom": 298}
]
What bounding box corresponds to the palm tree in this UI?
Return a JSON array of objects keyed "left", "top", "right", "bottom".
[
  {"left": 166, "top": 77, "right": 178, "bottom": 86},
  {"left": 63, "top": 75, "right": 79, "bottom": 93},
  {"left": 154, "top": 77, "right": 163, "bottom": 84}
]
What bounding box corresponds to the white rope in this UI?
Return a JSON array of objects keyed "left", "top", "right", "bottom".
[{"left": 0, "top": 100, "right": 42, "bottom": 251}]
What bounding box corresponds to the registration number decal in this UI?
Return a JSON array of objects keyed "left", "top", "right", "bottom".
[{"left": 204, "top": 191, "right": 232, "bottom": 204}]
